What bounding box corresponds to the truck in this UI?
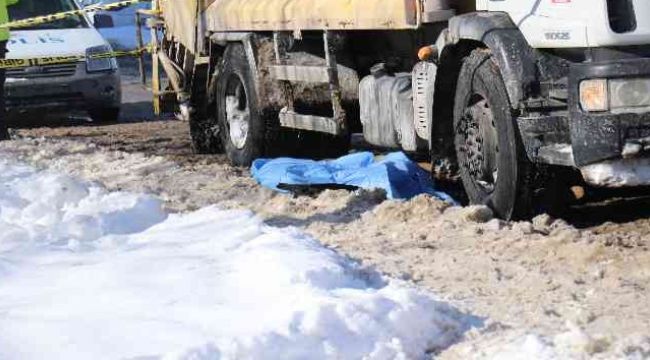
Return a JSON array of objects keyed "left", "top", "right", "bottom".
[{"left": 145, "top": 0, "right": 650, "bottom": 219}]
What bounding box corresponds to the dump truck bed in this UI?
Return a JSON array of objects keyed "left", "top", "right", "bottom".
[
  {"left": 158, "top": 0, "right": 453, "bottom": 51},
  {"left": 204, "top": 0, "right": 419, "bottom": 32},
  {"left": 158, "top": 0, "right": 199, "bottom": 51}
]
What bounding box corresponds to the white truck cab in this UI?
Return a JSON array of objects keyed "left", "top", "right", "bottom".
[
  {"left": 5, "top": 0, "right": 121, "bottom": 123},
  {"left": 479, "top": 0, "right": 650, "bottom": 48}
]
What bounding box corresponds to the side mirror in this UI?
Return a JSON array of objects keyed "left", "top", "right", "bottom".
[{"left": 93, "top": 13, "right": 114, "bottom": 28}]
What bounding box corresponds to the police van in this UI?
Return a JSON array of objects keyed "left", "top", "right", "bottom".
[{"left": 5, "top": 0, "right": 121, "bottom": 123}]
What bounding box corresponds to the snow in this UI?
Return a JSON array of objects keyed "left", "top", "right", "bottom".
[
  {"left": 0, "top": 159, "right": 476, "bottom": 359},
  {"left": 487, "top": 335, "right": 558, "bottom": 360}
]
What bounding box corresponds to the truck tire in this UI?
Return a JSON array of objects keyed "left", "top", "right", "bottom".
[
  {"left": 453, "top": 49, "right": 532, "bottom": 220},
  {"left": 159, "top": 37, "right": 220, "bottom": 154},
  {"left": 189, "top": 63, "right": 221, "bottom": 154},
  {"left": 0, "top": 121, "right": 8, "bottom": 140},
  {"left": 89, "top": 107, "right": 120, "bottom": 124},
  {"left": 216, "top": 43, "right": 264, "bottom": 166},
  {"left": 189, "top": 115, "right": 221, "bottom": 154}
]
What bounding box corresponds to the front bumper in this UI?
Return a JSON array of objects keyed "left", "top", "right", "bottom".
[
  {"left": 568, "top": 58, "right": 650, "bottom": 166},
  {"left": 581, "top": 158, "right": 650, "bottom": 187},
  {"left": 567, "top": 58, "right": 650, "bottom": 187},
  {"left": 5, "top": 62, "right": 121, "bottom": 117}
]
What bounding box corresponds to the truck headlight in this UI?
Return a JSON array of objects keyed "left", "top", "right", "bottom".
[
  {"left": 580, "top": 79, "right": 608, "bottom": 112},
  {"left": 86, "top": 45, "right": 117, "bottom": 73},
  {"left": 609, "top": 78, "right": 650, "bottom": 110},
  {"left": 580, "top": 77, "right": 650, "bottom": 112}
]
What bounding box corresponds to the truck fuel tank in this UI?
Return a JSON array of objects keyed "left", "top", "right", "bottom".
[{"left": 359, "top": 64, "right": 418, "bottom": 151}]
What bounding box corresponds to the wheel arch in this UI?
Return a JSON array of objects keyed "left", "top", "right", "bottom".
[
  {"left": 441, "top": 12, "right": 539, "bottom": 108},
  {"left": 430, "top": 38, "right": 485, "bottom": 166},
  {"left": 430, "top": 12, "right": 539, "bottom": 165},
  {"left": 207, "top": 33, "right": 261, "bottom": 111}
]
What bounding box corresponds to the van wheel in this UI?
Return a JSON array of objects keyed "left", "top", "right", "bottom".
[
  {"left": 453, "top": 49, "right": 532, "bottom": 220},
  {"left": 216, "top": 44, "right": 264, "bottom": 166},
  {"left": 89, "top": 107, "right": 120, "bottom": 124}
]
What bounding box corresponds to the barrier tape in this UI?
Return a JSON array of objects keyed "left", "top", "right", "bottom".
[
  {"left": 1, "top": 0, "right": 150, "bottom": 29},
  {"left": 0, "top": 46, "right": 151, "bottom": 69}
]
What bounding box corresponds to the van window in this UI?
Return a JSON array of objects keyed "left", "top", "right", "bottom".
[{"left": 9, "top": 0, "right": 87, "bottom": 30}]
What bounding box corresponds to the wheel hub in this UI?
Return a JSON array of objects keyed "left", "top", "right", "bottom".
[{"left": 458, "top": 96, "right": 499, "bottom": 193}]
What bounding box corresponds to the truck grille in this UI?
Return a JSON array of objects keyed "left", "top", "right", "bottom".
[
  {"left": 607, "top": 0, "right": 637, "bottom": 33},
  {"left": 6, "top": 92, "right": 84, "bottom": 108},
  {"left": 5, "top": 63, "right": 78, "bottom": 79}
]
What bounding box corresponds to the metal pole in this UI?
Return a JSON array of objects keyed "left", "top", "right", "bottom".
[
  {"left": 135, "top": 11, "right": 146, "bottom": 85},
  {"left": 149, "top": 3, "right": 161, "bottom": 116},
  {"left": 323, "top": 31, "right": 345, "bottom": 132}
]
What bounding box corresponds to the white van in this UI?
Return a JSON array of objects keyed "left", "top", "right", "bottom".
[{"left": 5, "top": 0, "right": 121, "bottom": 123}]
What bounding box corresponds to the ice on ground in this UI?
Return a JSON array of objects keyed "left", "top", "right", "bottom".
[{"left": 0, "top": 159, "right": 477, "bottom": 359}]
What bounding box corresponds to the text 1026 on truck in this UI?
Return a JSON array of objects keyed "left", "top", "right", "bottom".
[{"left": 143, "top": 0, "right": 650, "bottom": 219}]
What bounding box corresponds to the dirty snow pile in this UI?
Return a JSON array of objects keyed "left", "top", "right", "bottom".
[{"left": 0, "top": 159, "right": 475, "bottom": 359}]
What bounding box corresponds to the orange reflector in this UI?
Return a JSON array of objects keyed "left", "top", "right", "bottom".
[
  {"left": 417, "top": 46, "right": 436, "bottom": 61},
  {"left": 579, "top": 79, "right": 608, "bottom": 112}
]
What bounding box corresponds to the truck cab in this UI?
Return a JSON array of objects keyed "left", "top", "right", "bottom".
[{"left": 472, "top": 0, "right": 650, "bottom": 188}]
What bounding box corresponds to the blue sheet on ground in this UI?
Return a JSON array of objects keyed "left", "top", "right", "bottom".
[{"left": 251, "top": 152, "right": 456, "bottom": 202}]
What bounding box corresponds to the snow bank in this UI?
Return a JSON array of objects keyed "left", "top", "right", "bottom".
[
  {"left": 486, "top": 335, "right": 558, "bottom": 360},
  {"left": 0, "top": 159, "right": 476, "bottom": 359}
]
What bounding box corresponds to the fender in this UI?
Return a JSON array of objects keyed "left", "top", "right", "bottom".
[
  {"left": 441, "top": 12, "right": 539, "bottom": 107},
  {"left": 208, "top": 32, "right": 259, "bottom": 104}
]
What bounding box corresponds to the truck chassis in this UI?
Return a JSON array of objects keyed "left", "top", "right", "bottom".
[{"left": 143, "top": 0, "right": 650, "bottom": 219}]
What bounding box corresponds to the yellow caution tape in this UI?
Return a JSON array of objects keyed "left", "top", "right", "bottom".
[
  {"left": 0, "top": 46, "right": 151, "bottom": 69},
  {"left": 2, "top": 0, "right": 150, "bottom": 29}
]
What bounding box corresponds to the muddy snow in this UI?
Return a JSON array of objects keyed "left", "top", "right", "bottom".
[
  {"left": 0, "top": 159, "right": 477, "bottom": 359},
  {"left": 2, "top": 121, "right": 650, "bottom": 359}
]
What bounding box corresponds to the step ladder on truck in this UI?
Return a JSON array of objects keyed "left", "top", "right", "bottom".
[{"left": 139, "top": 0, "right": 650, "bottom": 220}]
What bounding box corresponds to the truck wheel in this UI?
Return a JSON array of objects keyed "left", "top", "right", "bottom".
[
  {"left": 187, "top": 59, "right": 222, "bottom": 154},
  {"left": 216, "top": 44, "right": 263, "bottom": 166},
  {"left": 89, "top": 107, "right": 120, "bottom": 124},
  {"left": 0, "top": 121, "right": 8, "bottom": 140},
  {"left": 453, "top": 49, "right": 532, "bottom": 220},
  {"left": 189, "top": 115, "right": 221, "bottom": 154},
  {"left": 189, "top": 68, "right": 221, "bottom": 154}
]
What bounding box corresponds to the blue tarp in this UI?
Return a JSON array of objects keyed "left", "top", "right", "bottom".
[{"left": 251, "top": 152, "right": 456, "bottom": 202}]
